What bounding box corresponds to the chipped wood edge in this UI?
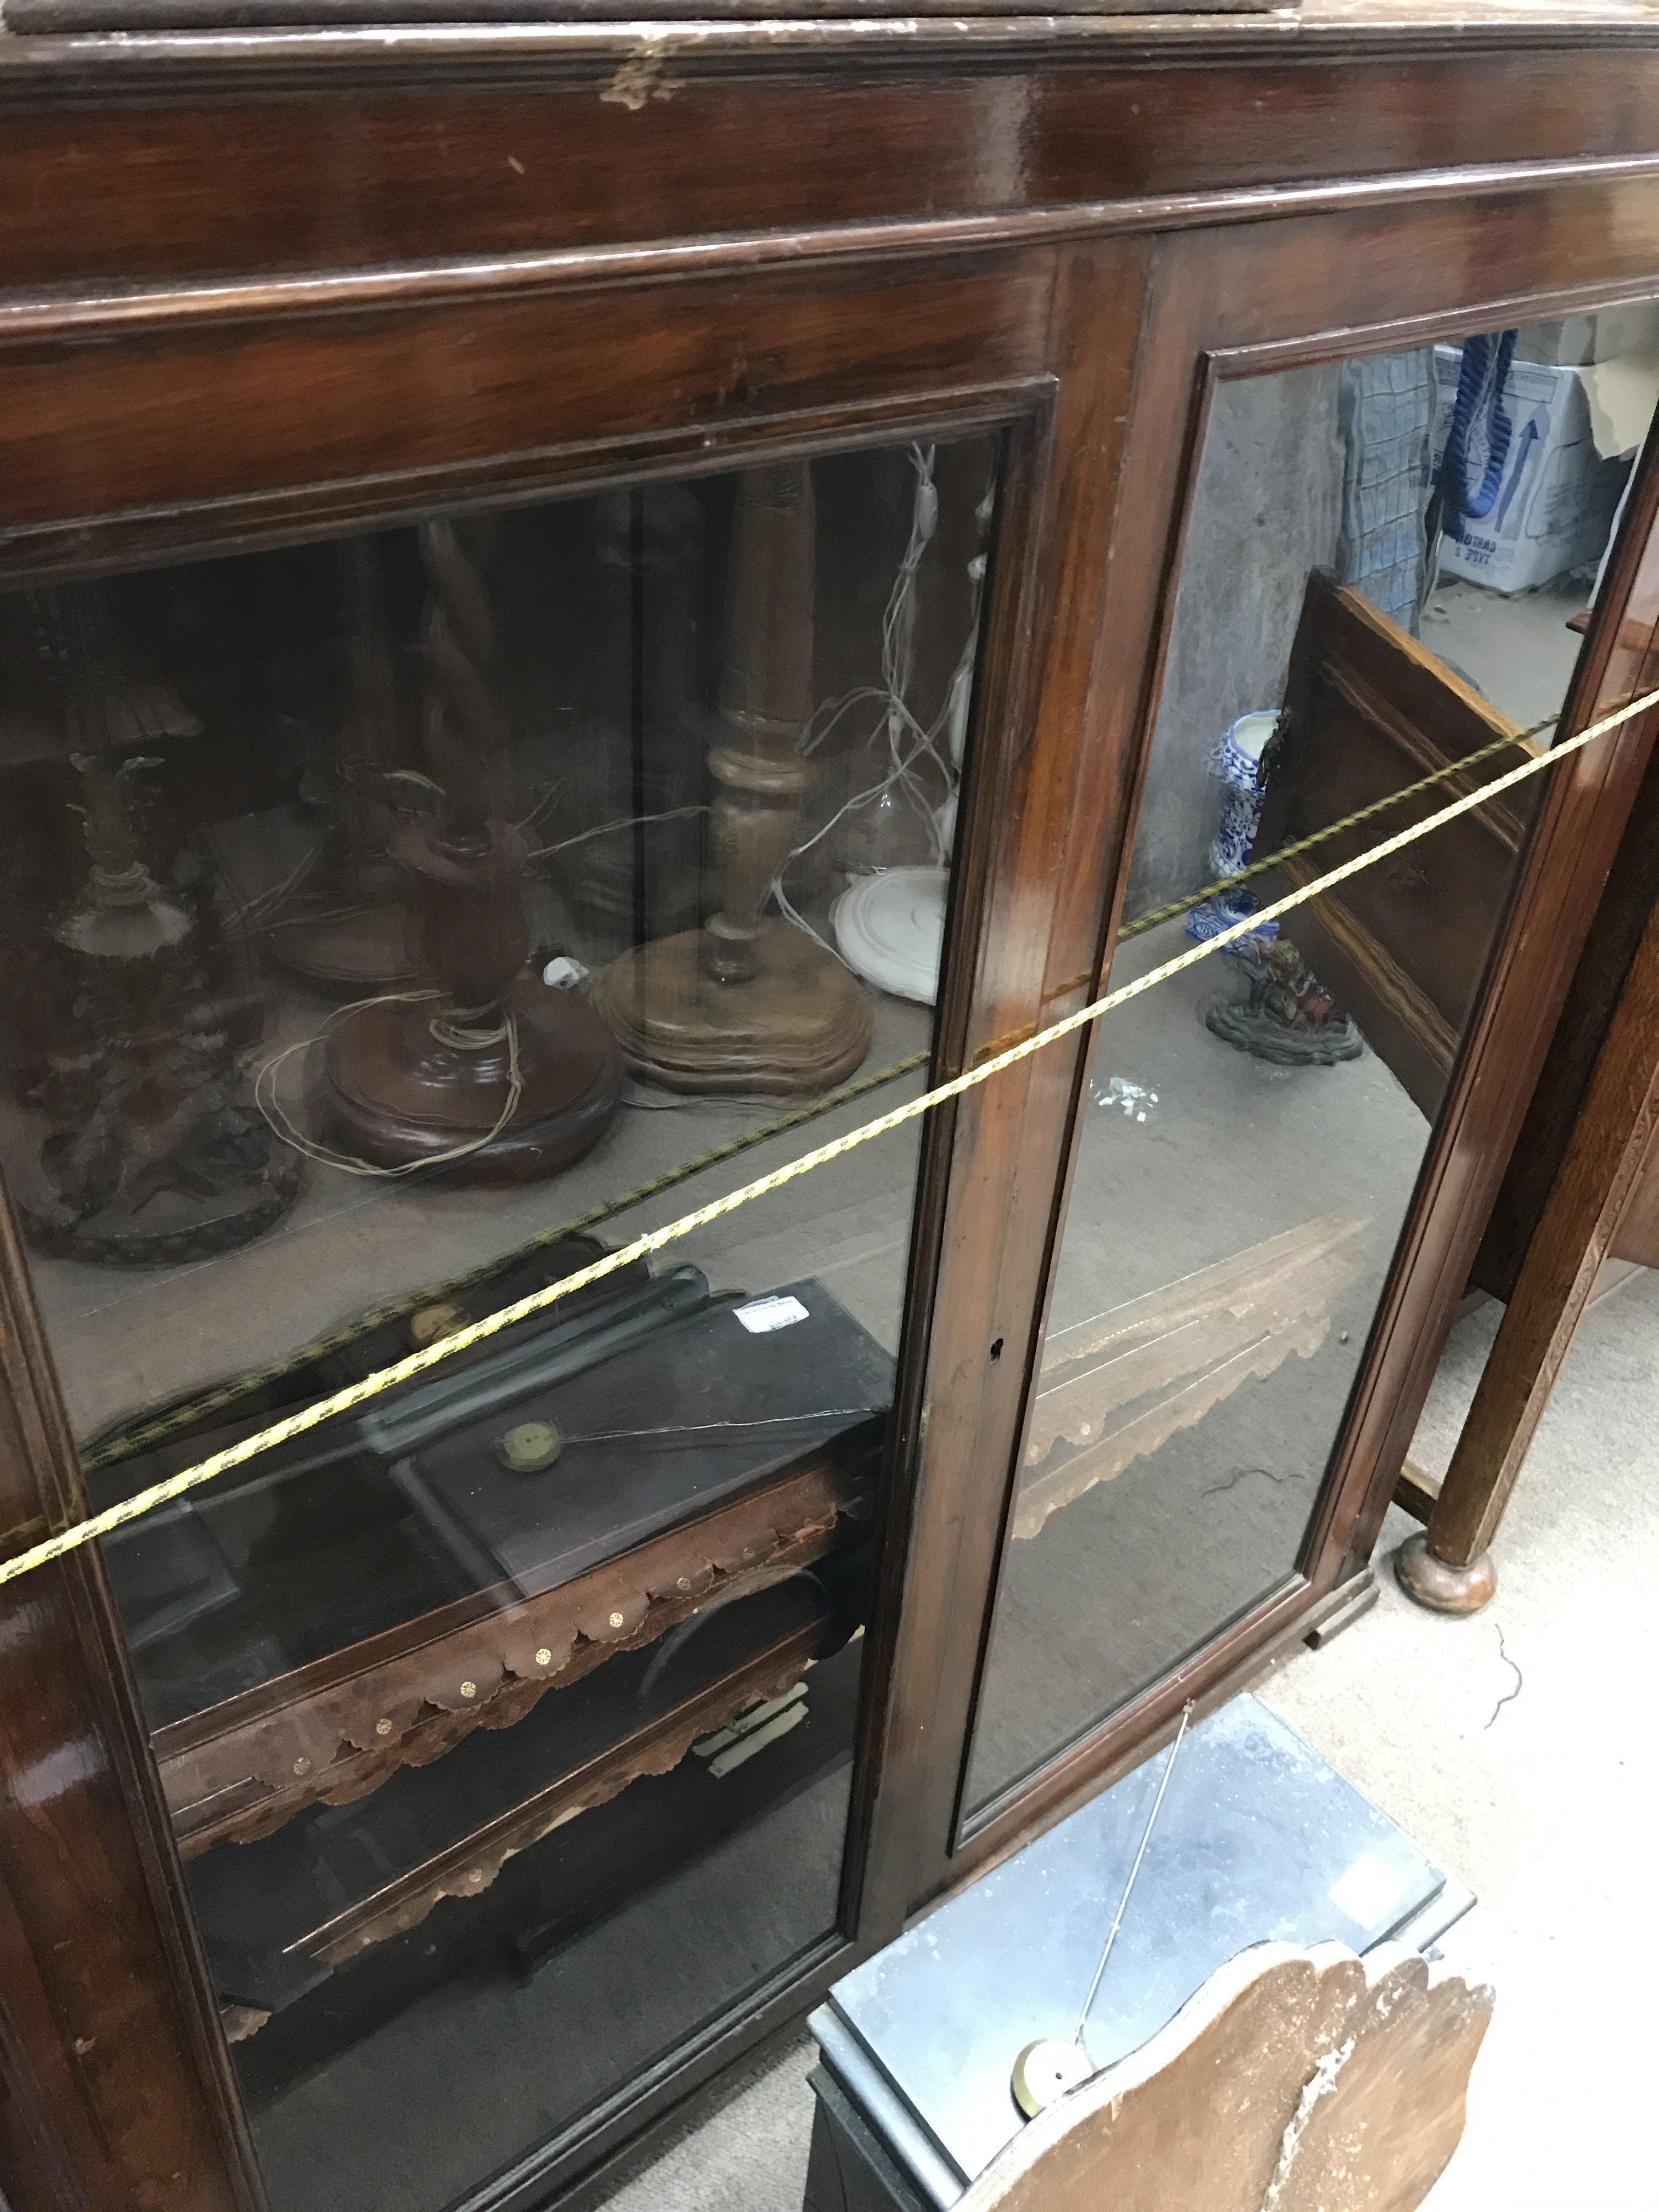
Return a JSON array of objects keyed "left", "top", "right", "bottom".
[{"left": 960, "top": 1941, "right": 1494, "bottom": 2212}]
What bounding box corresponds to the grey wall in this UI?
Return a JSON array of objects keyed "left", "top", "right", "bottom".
[{"left": 1125, "top": 363, "right": 1345, "bottom": 918}]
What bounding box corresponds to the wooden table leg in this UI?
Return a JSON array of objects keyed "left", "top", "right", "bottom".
[{"left": 1397, "top": 895, "right": 1659, "bottom": 1613}]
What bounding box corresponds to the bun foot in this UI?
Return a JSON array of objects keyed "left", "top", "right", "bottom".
[{"left": 1393, "top": 1532, "right": 1497, "bottom": 1615}]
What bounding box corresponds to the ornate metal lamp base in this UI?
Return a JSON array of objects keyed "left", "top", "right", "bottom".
[
  {"left": 314, "top": 975, "right": 623, "bottom": 1184},
  {"left": 19, "top": 1113, "right": 301, "bottom": 1268},
  {"left": 591, "top": 921, "right": 871, "bottom": 1096}
]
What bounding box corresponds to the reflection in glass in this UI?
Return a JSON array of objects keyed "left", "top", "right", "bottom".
[
  {"left": 964, "top": 315, "right": 1658, "bottom": 1816},
  {"left": 0, "top": 437, "right": 995, "bottom": 2211}
]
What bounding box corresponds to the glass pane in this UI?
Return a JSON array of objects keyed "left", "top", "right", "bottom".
[
  {"left": 0, "top": 435, "right": 997, "bottom": 2210},
  {"left": 964, "top": 312, "right": 1658, "bottom": 1815}
]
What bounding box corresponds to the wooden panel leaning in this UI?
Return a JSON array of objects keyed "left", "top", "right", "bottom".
[
  {"left": 1254, "top": 571, "right": 1533, "bottom": 1125},
  {"left": 960, "top": 1944, "right": 1491, "bottom": 2212}
]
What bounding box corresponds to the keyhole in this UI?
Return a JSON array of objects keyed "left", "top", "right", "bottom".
[{"left": 989, "top": 1338, "right": 1004, "bottom": 1362}]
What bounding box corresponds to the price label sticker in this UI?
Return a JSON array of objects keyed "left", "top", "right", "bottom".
[{"left": 733, "top": 1295, "right": 810, "bottom": 1335}]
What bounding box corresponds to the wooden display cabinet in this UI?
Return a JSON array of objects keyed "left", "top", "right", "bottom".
[{"left": 2, "top": 9, "right": 1659, "bottom": 2212}]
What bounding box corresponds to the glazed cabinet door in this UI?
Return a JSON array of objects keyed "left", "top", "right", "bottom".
[
  {"left": 932, "top": 190, "right": 1659, "bottom": 1883},
  {"left": 0, "top": 232, "right": 1144, "bottom": 2212}
]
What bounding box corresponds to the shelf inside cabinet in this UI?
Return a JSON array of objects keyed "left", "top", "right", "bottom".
[
  {"left": 231, "top": 1630, "right": 867, "bottom": 2102},
  {"left": 87, "top": 1228, "right": 654, "bottom": 1473},
  {"left": 95, "top": 1262, "right": 890, "bottom": 1852},
  {"left": 190, "top": 1570, "right": 857, "bottom": 2040}
]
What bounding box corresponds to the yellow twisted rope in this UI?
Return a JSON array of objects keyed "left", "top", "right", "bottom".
[
  {"left": 5, "top": 682, "right": 1655, "bottom": 1590},
  {"left": 80, "top": 701, "right": 1562, "bottom": 1472}
]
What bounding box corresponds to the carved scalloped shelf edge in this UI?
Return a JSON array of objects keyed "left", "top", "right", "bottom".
[
  {"left": 164, "top": 1457, "right": 866, "bottom": 1856},
  {"left": 1026, "top": 1214, "right": 1368, "bottom": 1459},
  {"left": 1012, "top": 1317, "right": 1329, "bottom": 1542},
  {"left": 290, "top": 1639, "right": 825, "bottom": 1995},
  {"left": 221, "top": 2002, "right": 270, "bottom": 2046}
]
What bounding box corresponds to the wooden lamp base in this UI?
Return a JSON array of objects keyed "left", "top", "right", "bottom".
[
  {"left": 266, "top": 900, "right": 421, "bottom": 994},
  {"left": 591, "top": 921, "right": 871, "bottom": 1095},
  {"left": 313, "top": 975, "right": 623, "bottom": 1184}
]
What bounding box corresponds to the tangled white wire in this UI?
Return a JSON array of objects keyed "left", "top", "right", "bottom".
[
  {"left": 253, "top": 992, "right": 526, "bottom": 1178},
  {"left": 770, "top": 445, "right": 991, "bottom": 957}
]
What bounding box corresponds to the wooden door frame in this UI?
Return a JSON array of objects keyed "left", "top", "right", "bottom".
[
  {"left": 0, "top": 1204, "right": 266, "bottom": 2212},
  {"left": 900, "top": 183, "right": 1659, "bottom": 1896},
  {"left": 4, "top": 36, "right": 1659, "bottom": 2211},
  {"left": 1472, "top": 408, "right": 1659, "bottom": 1306},
  {"left": 0, "top": 229, "right": 1143, "bottom": 2211},
  {"left": 1391, "top": 409, "right": 1659, "bottom": 1609}
]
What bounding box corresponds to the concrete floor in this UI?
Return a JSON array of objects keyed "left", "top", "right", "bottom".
[
  {"left": 591, "top": 1264, "right": 1659, "bottom": 2212},
  {"left": 1421, "top": 572, "right": 1588, "bottom": 726}
]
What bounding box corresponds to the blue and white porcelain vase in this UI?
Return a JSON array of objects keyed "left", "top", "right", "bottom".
[
  {"left": 1185, "top": 709, "right": 1280, "bottom": 955},
  {"left": 1190, "top": 707, "right": 1364, "bottom": 1069}
]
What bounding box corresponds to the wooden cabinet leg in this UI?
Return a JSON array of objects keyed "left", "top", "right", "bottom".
[
  {"left": 1393, "top": 1533, "right": 1497, "bottom": 1615},
  {"left": 1396, "top": 889, "right": 1659, "bottom": 1615}
]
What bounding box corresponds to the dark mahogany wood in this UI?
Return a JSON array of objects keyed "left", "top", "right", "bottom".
[
  {"left": 0, "top": 26, "right": 1656, "bottom": 298},
  {"left": 937, "top": 195, "right": 1659, "bottom": 1877},
  {"left": 0, "top": 1206, "right": 262, "bottom": 2212},
  {"left": 1474, "top": 409, "right": 1659, "bottom": 1301},
  {"left": 1393, "top": 412, "right": 1659, "bottom": 1610},
  {"left": 1257, "top": 573, "right": 1530, "bottom": 1122},
  {"left": 862, "top": 236, "right": 1159, "bottom": 1915},
  {"left": 1, "top": 13, "right": 1659, "bottom": 2210},
  {"left": 1404, "top": 885, "right": 1659, "bottom": 1597}
]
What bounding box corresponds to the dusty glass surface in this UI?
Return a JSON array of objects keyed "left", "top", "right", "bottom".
[
  {"left": 0, "top": 437, "right": 996, "bottom": 2210},
  {"left": 964, "top": 314, "right": 1658, "bottom": 1815}
]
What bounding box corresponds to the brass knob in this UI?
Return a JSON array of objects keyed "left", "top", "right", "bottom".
[{"left": 496, "top": 1420, "right": 562, "bottom": 1473}]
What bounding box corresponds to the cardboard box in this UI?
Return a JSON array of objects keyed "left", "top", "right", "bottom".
[{"left": 1431, "top": 345, "right": 1640, "bottom": 594}]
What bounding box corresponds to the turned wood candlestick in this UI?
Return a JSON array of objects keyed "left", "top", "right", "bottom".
[
  {"left": 592, "top": 462, "right": 871, "bottom": 1094},
  {"left": 266, "top": 539, "right": 420, "bottom": 992},
  {"left": 313, "top": 518, "right": 622, "bottom": 1183}
]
